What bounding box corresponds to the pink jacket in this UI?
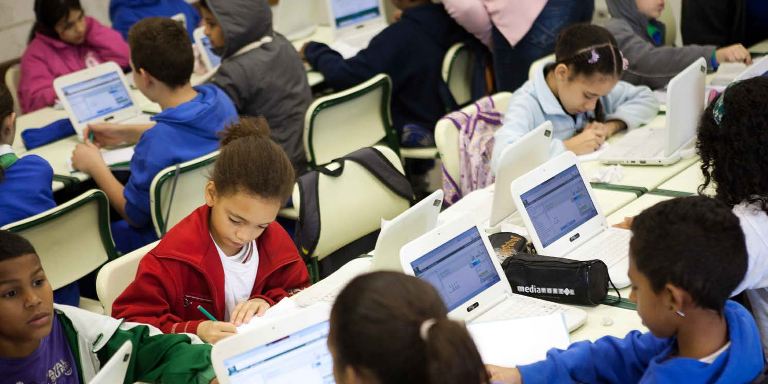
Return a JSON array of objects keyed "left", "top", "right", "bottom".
[
  {"left": 443, "top": 0, "right": 546, "bottom": 49},
  {"left": 19, "top": 17, "right": 130, "bottom": 113}
]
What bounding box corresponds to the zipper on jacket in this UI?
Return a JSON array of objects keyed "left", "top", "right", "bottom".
[{"left": 183, "top": 294, "right": 214, "bottom": 307}]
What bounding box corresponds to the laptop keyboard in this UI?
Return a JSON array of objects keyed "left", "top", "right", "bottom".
[
  {"left": 567, "top": 229, "right": 631, "bottom": 268},
  {"left": 477, "top": 294, "right": 574, "bottom": 322},
  {"left": 610, "top": 129, "right": 666, "bottom": 159}
]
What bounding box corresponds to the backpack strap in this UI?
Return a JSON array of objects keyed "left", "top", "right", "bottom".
[
  {"left": 295, "top": 170, "right": 321, "bottom": 261},
  {"left": 339, "top": 147, "right": 414, "bottom": 202},
  {"left": 160, "top": 164, "right": 181, "bottom": 237}
]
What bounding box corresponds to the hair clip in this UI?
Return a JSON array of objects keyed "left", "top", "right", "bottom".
[
  {"left": 588, "top": 49, "right": 600, "bottom": 64},
  {"left": 712, "top": 80, "right": 740, "bottom": 126},
  {"left": 620, "top": 51, "right": 629, "bottom": 70}
]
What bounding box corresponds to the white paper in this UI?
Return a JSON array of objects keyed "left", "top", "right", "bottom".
[
  {"left": 235, "top": 298, "right": 332, "bottom": 334},
  {"left": 68, "top": 147, "right": 135, "bottom": 173},
  {"left": 711, "top": 62, "right": 748, "bottom": 86},
  {"left": 329, "top": 41, "right": 362, "bottom": 59},
  {"left": 590, "top": 164, "right": 623, "bottom": 183},
  {"left": 577, "top": 141, "right": 610, "bottom": 163},
  {"left": 467, "top": 314, "right": 570, "bottom": 367}
]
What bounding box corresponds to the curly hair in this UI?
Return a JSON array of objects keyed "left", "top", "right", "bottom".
[{"left": 696, "top": 77, "right": 768, "bottom": 214}]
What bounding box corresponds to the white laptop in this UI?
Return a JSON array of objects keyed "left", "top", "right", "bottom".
[
  {"left": 489, "top": 122, "right": 553, "bottom": 228},
  {"left": 89, "top": 341, "right": 132, "bottom": 384},
  {"left": 273, "top": 0, "right": 319, "bottom": 41},
  {"left": 734, "top": 55, "right": 768, "bottom": 81},
  {"left": 53, "top": 62, "right": 154, "bottom": 141},
  {"left": 325, "top": 0, "right": 387, "bottom": 58},
  {"left": 400, "top": 215, "right": 587, "bottom": 331},
  {"left": 599, "top": 58, "right": 706, "bottom": 166},
  {"left": 511, "top": 152, "right": 631, "bottom": 288},
  {"left": 193, "top": 26, "right": 222, "bottom": 72},
  {"left": 212, "top": 305, "right": 335, "bottom": 384}
]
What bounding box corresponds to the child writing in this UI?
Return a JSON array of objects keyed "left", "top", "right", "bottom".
[
  {"left": 329, "top": 271, "right": 490, "bottom": 384},
  {"left": 71, "top": 17, "right": 238, "bottom": 254},
  {"left": 19, "top": 0, "right": 130, "bottom": 113},
  {"left": 0, "top": 230, "right": 218, "bottom": 384},
  {"left": 491, "top": 23, "right": 658, "bottom": 174},
  {"left": 489, "top": 196, "right": 764, "bottom": 384},
  {"left": 111, "top": 117, "right": 310, "bottom": 344},
  {"left": 605, "top": 0, "right": 751, "bottom": 89}
]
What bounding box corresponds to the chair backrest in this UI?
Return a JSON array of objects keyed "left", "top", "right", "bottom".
[
  {"left": 435, "top": 92, "right": 513, "bottom": 186},
  {"left": 1, "top": 189, "right": 117, "bottom": 290},
  {"left": 96, "top": 240, "right": 158, "bottom": 316},
  {"left": 150, "top": 151, "right": 218, "bottom": 238},
  {"left": 529, "top": 53, "right": 556, "bottom": 80},
  {"left": 294, "top": 145, "right": 410, "bottom": 261},
  {"left": 304, "top": 73, "right": 399, "bottom": 167},
  {"left": 4, "top": 64, "right": 21, "bottom": 114},
  {"left": 441, "top": 42, "right": 474, "bottom": 107}
]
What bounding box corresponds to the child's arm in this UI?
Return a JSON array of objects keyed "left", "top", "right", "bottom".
[
  {"left": 602, "top": 82, "right": 659, "bottom": 131},
  {"left": 70, "top": 140, "right": 133, "bottom": 224},
  {"left": 443, "top": 0, "right": 492, "bottom": 47},
  {"left": 515, "top": 331, "right": 669, "bottom": 384},
  {"left": 83, "top": 17, "right": 131, "bottom": 70},
  {"left": 18, "top": 52, "right": 58, "bottom": 113},
  {"left": 251, "top": 224, "right": 311, "bottom": 305}
]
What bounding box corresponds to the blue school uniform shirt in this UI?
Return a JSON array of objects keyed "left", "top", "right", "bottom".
[
  {"left": 109, "top": 0, "right": 201, "bottom": 41},
  {"left": 114, "top": 84, "right": 237, "bottom": 253},
  {"left": 491, "top": 61, "right": 659, "bottom": 174},
  {"left": 0, "top": 148, "right": 56, "bottom": 227},
  {"left": 519, "top": 301, "right": 764, "bottom": 384}
]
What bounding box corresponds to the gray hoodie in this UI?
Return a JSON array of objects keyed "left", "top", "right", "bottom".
[
  {"left": 604, "top": 0, "right": 717, "bottom": 89},
  {"left": 207, "top": 0, "right": 311, "bottom": 172}
]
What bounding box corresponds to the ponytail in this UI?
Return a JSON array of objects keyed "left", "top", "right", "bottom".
[{"left": 423, "top": 318, "right": 489, "bottom": 384}]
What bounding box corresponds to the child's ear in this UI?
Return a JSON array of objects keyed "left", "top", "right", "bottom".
[
  {"left": 554, "top": 63, "right": 570, "bottom": 81},
  {"left": 664, "top": 283, "right": 686, "bottom": 314},
  {"left": 139, "top": 68, "right": 152, "bottom": 88},
  {"left": 204, "top": 181, "right": 217, "bottom": 207}
]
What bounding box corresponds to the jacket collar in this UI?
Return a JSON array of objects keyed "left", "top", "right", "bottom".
[{"left": 532, "top": 61, "right": 570, "bottom": 117}]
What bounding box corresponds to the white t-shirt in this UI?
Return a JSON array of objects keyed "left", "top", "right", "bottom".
[
  {"left": 699, "top": 341, "right": 731, "bottom": 364},
  {"left": 211, "top": 234, "right": 259, "bottom": 322},
  {"left": 731, "top": 202, "right": 768, "bottom": 356}
]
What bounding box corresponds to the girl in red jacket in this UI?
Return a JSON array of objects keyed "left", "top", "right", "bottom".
[{"left": 111, "top": 116, "right": 310, "bottom": 344}]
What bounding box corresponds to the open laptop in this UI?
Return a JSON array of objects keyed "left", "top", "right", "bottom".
[
  {"left": 599, "top": 58, "right": 706, "bottom": 166},
  {"left": 53, "top": 62, "right": 153, "bottom": 141},
  {"left": 273, "top": 0, "right": 319, "bottom": 41},
  {"left": 89, "top": 341, "right": 132, "bottom": 384},
  {"left": 212, "top": 305, "right": 334, "bottom": 384},
  {"left": 193, "top": 26, "right": 222, "bottom": 72},
  {"left": 400, "top": 214, "right": 587, "bottom": 331},
  {"left": 488, "top": 122, "right": 553, "bottom": 228},
  {"left": 511, "top": 151, "right": 631, "bottom": 288},
  {"left": 325, "top": 0, "right": 387, "bottom": 58}
]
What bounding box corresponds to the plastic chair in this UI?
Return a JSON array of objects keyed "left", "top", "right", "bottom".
[
  {"left": 150, "top": 151, "right": 218, "bottom": 238},
  {"left": 1, "top": 189, "right": 118, "bottom": 314},
  {"left": 96, "top": 240, "right": 158, "bottom": 316},
  {"left": 529, "top": 53, "right": 556, "bottom": 80},
  {"left": 441, "top": 42, "right": 474, "bottom": 107},
  {"left": 435, "top": 92, "right": 513, "bottom": 187},
  {"left": 4, "top": 64, "right": 21, "bottom": 114}
]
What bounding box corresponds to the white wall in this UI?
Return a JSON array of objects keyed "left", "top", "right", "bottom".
[{"left": 0, "top": 0, "right": 111, "bottom": 63}]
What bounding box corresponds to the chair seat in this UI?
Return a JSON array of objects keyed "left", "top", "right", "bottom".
[
  {"left": 400, "top": 147, "right": 439, "bottom": 159},
  {"left": 278, "top": 206, "right": 299, "bottom": 220},
  {"left": 79, "top": 297, "right": 105, "bottom": 315}
]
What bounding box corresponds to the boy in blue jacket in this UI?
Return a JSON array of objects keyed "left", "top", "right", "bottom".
[
  {"left": 488, "top": 195, "right": 764, "bottom": 384},
  {"left": 71, "top": 17, "right": 238, "bottom": 254},
  {"left": 110, "top": 0, "right": 201, "bottom": 41}
]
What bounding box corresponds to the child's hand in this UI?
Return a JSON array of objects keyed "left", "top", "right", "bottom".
[
  {"left": 230, "top": 298, "right": 271, "bottom": 326},
  {"left": 564, "top": 129, "right": 605, "bottom": 155},
  {"left": 71, "top": 140, "right": 106, "bottom": 175},
  {"left": 300, "top": 42, "right": 312, "bottom": 62},
  {"left": 715, "top": 44, "right": 753, "bottom": 65},
  {"left": 84, "top": 122, "right": 129, "bottom": 147},
  {"left": 486, "top": 365, "right": 523, "bottom": 384},
  {"left": 612, "top": 216, "right": 634, "bottom": 230},
  {"left": 209, "top": 378, "right": 219, "bottom": 384},
  {"left": 197, "top": 320, "right": 237, "bottom": 344}
]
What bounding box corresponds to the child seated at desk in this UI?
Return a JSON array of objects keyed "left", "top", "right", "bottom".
[
  {"left": 70, "top": 17, "right": 238, "bottom": 254},
  {"left": 199, "top": 0, "right": 312, "bottom": 174},
  {"left": 491, "top": 24, "right": 658, "bottom": 174},
  {"left": 489, "top": 196, "right": 764, "bottom": 384},
  {"left": 19, "top": 0, "right": 130, "bottom": 113},
  {"left": 604, "top": 0, "right": 752, "bottom": 89},
  {"left": 111, "top": 117, "right": 310, "bottom": 345},
  {"left": 329, "top": 271, "right": 491, "bottom": 384},
  {"left": 109, "top": 0, "right": 201, "bottom": 41},
  {"left": 0, "top": 230, "right": 218, "bottom": 384}
]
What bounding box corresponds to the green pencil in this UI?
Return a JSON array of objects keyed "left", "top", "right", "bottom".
[{"left": 197, "top": 305, "right": 217, "bottom": 322}]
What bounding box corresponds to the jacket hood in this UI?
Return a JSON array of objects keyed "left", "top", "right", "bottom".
[
  {"left": 204, "top": 0, "right": 273, "bottom": 58},
  {"left": 401, "top": 3, "right": 468, "bottom": 51},
  {"left": 606, "top": 0, "right": 651, "bottom": 37},
  {"left": 151, "top": 84, "right": 234, "bottom": 138}
]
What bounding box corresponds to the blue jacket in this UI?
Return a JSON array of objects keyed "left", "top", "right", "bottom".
[
  {"left": 519, "top": 301, "right": 764, "bottom": 384},
  {"left": 0, "top": 154, "right": 56, "bottom": 227},
  {"left": 304, "top": 3, "right": 471, "bottom": 133},
  {"left": 109, "top": 0, "right": 201, "bottom": 41},
  {"left": 123, "top": 84, "right": 237, "bottom": 230},
  {"left": 491, "top": 61, "right": 658, "bottom": 173}
]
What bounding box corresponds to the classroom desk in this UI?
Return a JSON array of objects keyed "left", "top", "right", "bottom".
[
  {"left": 606, "top": 193, "right": 674, "bottom": 226},
  {"left": 750, "top": 39, "right": 768, "bottom": 54},
  {"left": 654, "top": 161, "right": 716, "bottom": 196}
]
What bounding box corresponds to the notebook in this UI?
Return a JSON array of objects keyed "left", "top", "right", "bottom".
[
  {"left": 89, "top": 341, "right": 132, "bottom": 384},
  {"left": 193, "top": 26, "right": 222, "bottom": 72},
  {"left": 325, "top": 0, "right": 387, "bottom": 58},
  {"left": 511, "top": 151, "right": 631, "bottom": 288}
]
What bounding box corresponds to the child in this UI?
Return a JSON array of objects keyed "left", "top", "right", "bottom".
[
  {"left": 605, "top": 0, "right": 752, "bottom": 89},
  {"left": 111, "top": 117, "right": 310, "bottom": 344},
  {"left": 488, "top": 196, "right": 763, "bottom": 384},
  {"left": 19, "top": 0, "right": 130, "bottom": 113},
  {"left": 330, "top": 271, "right": 490, "bottom": 384},
  {"left": 109, "top": 0, "right": 201, "bottom": 41},
  {"left": 70, "top": 17, "right": 238, "bottom": 254},
  {"left": 491, "top": 23, "right": 659, "bottom": 174},
  {"left": 0, "top": 230, "right": 218, "bottom": 384},
  {"left": 302, "top": 0, "right": 472, "bottom": 145},
  {"left": 199, "top": 0, "right": 311, "bottom": 173}
]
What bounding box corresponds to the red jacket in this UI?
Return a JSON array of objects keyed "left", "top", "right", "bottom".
[{"left": 111, "top": 205, "right": 310, "bottom": 335}]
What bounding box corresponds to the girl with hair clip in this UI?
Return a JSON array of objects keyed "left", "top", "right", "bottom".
[
  {"left": 329, "top": 271, "right": 494, "bottom": 384},
  {"left": 491, "top": 23, "right": 659, "bottom": 174},
  {"left": 111, "top": 117, "right": 310, "bottom": 345},
  {"left": 19, "top": 0, "right": 130, "bottom": 113}
]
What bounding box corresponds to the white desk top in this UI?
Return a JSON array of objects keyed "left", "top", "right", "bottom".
[
  {"left": 606, "top": 194, "right": 673, "bottom": 226},
  {"left": 656, "top": 161, "right": 716, "bottom": 196},
  {"left": 750, "top": 39, "right": 768, "bottom": 54},
  {"left": 292, "top": 26, "right": 333, "bottom": 87}
]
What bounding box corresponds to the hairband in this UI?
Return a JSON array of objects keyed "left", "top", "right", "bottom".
[
  {"left": 712, "top": 81, "right": 740, "bottom": 126},
  {"left": 419, "top": 318, "right": 437, "bottom": 341},
  {"left": 564, "top": 44, "right": 628, "bottom": 70}
]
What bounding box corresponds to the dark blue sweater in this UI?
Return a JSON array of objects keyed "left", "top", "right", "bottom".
[{"left": 109, "top": 0, "right": 201, "bottom": 40}]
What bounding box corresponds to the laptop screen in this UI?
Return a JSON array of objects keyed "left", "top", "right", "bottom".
[
  {"left": 520, "top": 164, "right": 598, "bottom": 248},
  {"left": 330, "top": 0, "right": 381, "bottom": 28},
  {"left": 223, "top": 321, "right": 335, "bottom": 384},
  {"left": 201, "top": 35, "right": 222, "bottom": 68},
  {"left": 61, "top": 71, "right": 134, "bottom": 124},
  {"left": 410, "top": 227, "right": 501, "bottom": 311}
]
